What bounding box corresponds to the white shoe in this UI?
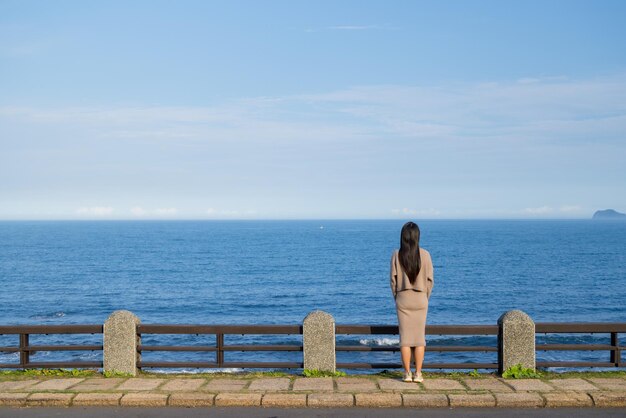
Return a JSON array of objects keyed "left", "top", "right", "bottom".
[
  {"left": 403, "top": 371, "right": 413, "bottom": 382},
  {"left": 413, "top": 372, "right": 424, "bottom": 383}
]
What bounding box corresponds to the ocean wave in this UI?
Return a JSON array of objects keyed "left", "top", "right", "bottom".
[
  {"left": 0, "top": 352, "right": 19, "bottom": 360},
  {"left": 75, "top": 351, "right": 102, "bottom": 360},
  {"left": 29, "top": 350, "right": 51, "bottom": 358},
  {"left": 29, "top": 312, "right": 66, "bottom": 320},
  {"left": 359, "top": 338, "right": 399, "bottom": 346}
]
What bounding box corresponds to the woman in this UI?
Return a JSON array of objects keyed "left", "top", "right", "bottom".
[{"left": 390, "top": 222, "right": 434, "bottom": 383}]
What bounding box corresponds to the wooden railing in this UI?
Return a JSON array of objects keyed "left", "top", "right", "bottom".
[
  {"left": 335, "top": 324, "right": 499, "bottom": 369},
  {"left": 0, "top": 322, "right": 622, "bottom": 370},
  {"left": 535, "top": 323, "right": 625, "bottom": 368},
  {"left": 137, "top": 324, "right": 303, "bottom": 369},
  {"left": 0, "top": 325, "right": 103, "bottom": 369}
]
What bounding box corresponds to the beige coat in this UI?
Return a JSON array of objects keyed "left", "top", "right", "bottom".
[{"left": 390, "top": 248, "right": 434, "bottom": 299}]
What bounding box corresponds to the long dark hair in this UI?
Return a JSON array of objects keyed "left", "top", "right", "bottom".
[{"left": 399, "top": 222, "right": 421, "bottom": 284}]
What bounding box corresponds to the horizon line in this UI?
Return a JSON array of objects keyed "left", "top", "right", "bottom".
[{"left": 0, "top": 217, "right": 601, "bottom": 222}]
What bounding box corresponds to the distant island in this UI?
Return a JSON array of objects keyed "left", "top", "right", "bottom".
[{"left": 592, "top": 209, "right": 626, "bottom": 220}]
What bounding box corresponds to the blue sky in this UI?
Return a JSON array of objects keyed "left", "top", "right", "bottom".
[{"left": 1, "top": 0, "right": 625, "bottom": 219}]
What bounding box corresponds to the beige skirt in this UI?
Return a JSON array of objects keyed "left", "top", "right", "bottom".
[{"left": 395, "top": 290, "right": 429, "bottom": 347}]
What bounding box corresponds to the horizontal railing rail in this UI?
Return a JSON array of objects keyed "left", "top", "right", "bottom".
[
  {"left": 335, "top": 324, "right": 499, "bottom": 370},
  {"left": 136, "top": 324, "right": 304, "bottom": 369},
  {"left": 535, "top": 322, "right": 624, "bottom": 368},
  {"left": 0, "top": 325, "right": 103, "bottom": 369}
]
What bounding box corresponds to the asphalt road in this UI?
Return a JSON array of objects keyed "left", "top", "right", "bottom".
[{"left": 0, "top": 408, "right": 625, "bottom": 417}]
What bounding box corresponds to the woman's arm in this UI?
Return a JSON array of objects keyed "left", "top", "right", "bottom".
[
  {"left": 426, "top": 255, "right": 434, "bottom": 299},
  {"left": 390, "top": 252, "right": 397, "bottom": 298}
]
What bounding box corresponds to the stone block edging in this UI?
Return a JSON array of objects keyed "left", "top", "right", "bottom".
[
  {"left": 0, "top": 390, "right": 625, "bottom": 407},
  {"left": 0, "top": 374, "right": 625, "bottom": 408}
]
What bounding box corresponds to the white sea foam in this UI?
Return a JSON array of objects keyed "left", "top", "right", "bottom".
[
  {"left": 80, "top": 351, "right": 102, "bottom": 360},
  {"left": 1, "top": 352, "right": 19, "bottom": 360},
  {"left": 28, "top": 312, "right": 65, "bottom": 320},
  {"left": 359, "top": 338, "right": 399, "bottom": 346}
]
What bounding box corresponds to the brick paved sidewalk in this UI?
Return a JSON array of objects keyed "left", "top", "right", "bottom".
[{"left": 0, "top": 374, "right": 625, "bottom": 408}]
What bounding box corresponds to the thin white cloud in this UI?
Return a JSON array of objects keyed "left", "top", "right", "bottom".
[
  {"left": 206, "top": 208, "right": 257, "bottom": 218},
  {"left": 298, "top": 75, "right": 626, "bottom": 143},
  {"left": 130, "top": 207, "right": 147, "bottom": 216},
  {"left": 2, "top": 74, "right": 625, "bottom": 220},
  {"left": 559, "top": 205, "right": 583, "bottom": 213},
  {"left": 131, "top": 207, "right": 188, "bottom": 217},
  {"left": 76, "top": 206, "right": 114, "bottom": 216},
  {"left": 305, "top": 24, "right": 397, "bottom": 33},
  {"left": 154, "top": 208, "right": 178, "bottom": 216},
  {"left": 3, "top": 73, "right": 624, "bottom": 147},
  {"left": 328, "top": 25, "right": 382, "bottom": 30},
  {"left": 522, "top": 206, "right": 586, "bottom": 217},
  {"left": 391, "top": 208, "right": 441, "bottom": 217},
  {"left": 516, "top": 77, "right": 541, "bottom": 84},
  {"left": 0, "top": 22, "right": 62, "bottom": 58},
  {"left": 524, "top": 206, "right": 553, "bottom": 215}
]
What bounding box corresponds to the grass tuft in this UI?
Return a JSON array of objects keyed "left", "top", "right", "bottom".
[
  {"left": 502, "top": 364, "right": 542, "bottom": 379},
  {"left": 302, "top": 369, "right": 347, "bottom": 377},
  {"left": 0, "top": 369, "right": 99, "bottom": 378}
]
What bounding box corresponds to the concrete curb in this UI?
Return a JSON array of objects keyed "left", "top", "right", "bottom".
[{"left": 1, "top": 391, "right": 626, "bottom": 407}]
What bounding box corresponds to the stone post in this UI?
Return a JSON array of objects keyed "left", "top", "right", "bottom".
[
  {"left": 303, "top": 310, "right": 336, "bottom": 372},
  {"left": 498, "top": 310, "right": 535, "bottom": 375},
  {"left": 103, "top": 310, "right": 141, "bottom": 376}
]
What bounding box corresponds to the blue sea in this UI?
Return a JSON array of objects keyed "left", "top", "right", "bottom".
[{"left": 0, "top": 220, "right": 624, "bottom": 371}]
